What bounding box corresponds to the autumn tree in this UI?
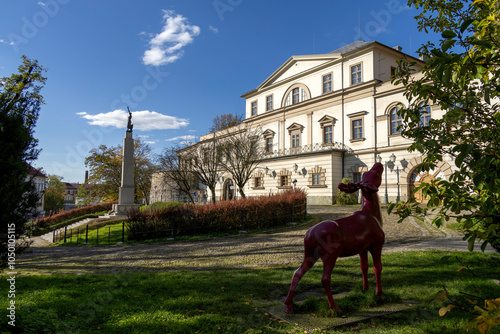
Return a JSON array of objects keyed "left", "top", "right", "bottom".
[
  {"left": 85, "top": 139, "right": 155, "bottom": 204},
  {"left": 218, "top": 124, "right": 264, "bottom": 198},
  {"left": 156, "top": 145, "right": 198, "bottom": 203},
  {"left": 391, "top": 0, "right": 500, "bottom": 253},
  {"left": 185, "top": 134, "right": 223, "bottom": 203},
  {"left": 75, "top": 183, "right": 92, "bottom": 207},
  {"left": 0, "top": 56, "right": 46, "bottom": 267},
  {"left": 209, "top": 113, "right": 243, "bottom": 133},
  {"left": 44, "top": 175, "right": 66, "bottom": 212}
]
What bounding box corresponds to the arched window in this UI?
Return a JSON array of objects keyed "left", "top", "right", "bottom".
[
  {"left": 418, "top": 102, "right": 431, "bottom": 126},
  {"left": 283, "top": 84, "right": 310, "bottom": 107},
  {"left": 390, "top": 106, "right": 402, "bottom": 134}
]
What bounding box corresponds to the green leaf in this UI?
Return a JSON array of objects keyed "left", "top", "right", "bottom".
[
  {"left": 460, "top": 19, "right": 474, "bottom": 33},
  {"left": 441, "top": 30, "right": 457, "bottom": 38},
  {"left": 480, "top": 241, "right": 489, "bottom": 252},
  {"left": 387, "top": 202, "right": 395, "bottom": 214},
  {"left": 468, "top": 235, "right": 476, "bottom": 252}
]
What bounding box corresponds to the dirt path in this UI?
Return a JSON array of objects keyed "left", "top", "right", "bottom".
[{"left": 15, "top": 206, "right": 492, "bottom": 276}]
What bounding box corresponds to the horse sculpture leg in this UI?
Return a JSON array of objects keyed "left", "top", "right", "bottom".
[
  {"left": 284, "top": 252, "right": 317, "bottom": 313},
  {"left": 359, "top": 251, "right": 369, "bottom": 292},
  {"left": 370, "top": 245, "right": 384, "bottom": 296}
]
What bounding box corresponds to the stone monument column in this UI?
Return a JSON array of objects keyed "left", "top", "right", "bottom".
[{"left": 112, "top": 109, "right": 140, "bottom": 216}]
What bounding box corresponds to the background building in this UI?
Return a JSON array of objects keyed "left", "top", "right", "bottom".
[{"left": 153, "top": 41, "right": 456, "bottom": 205}]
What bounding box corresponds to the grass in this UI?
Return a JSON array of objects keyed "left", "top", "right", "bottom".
[{"left": 1, "top": 251, "right": 499, "bottom": 333}]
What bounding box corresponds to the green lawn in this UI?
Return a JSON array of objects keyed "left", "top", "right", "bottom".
[{"left": 1, "top": 251, "right": 499, "bottom": 333}]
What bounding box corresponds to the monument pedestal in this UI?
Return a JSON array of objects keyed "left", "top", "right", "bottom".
[
  {"left": 112, "top": 203, "right": 140, "bottom": 216},
  {"left": 111, "top": 130, "right": 140, "bottom": 216}
]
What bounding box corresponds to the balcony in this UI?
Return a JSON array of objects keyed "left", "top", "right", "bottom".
[{"left": 261, "top": 142, "right": 353, "bottom": 160}]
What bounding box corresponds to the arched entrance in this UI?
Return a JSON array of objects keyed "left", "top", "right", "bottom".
[
  {"left": 222, "top": 179, "right": 234, "bottom": 201},
  {"left": 409, "top": 167, "right": 445, "bottom": 203}
]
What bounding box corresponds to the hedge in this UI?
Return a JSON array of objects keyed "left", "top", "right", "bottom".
[{"left": 127, "top": 189, "right": 307, "bottom": 241}]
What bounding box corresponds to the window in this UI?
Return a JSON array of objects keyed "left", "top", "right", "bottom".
[
  {"left": 324, "top": 125, "right": 333, "bottom": 144},
  {"left": 291, "top": 132, "right": 300, "bottom": 148},
  {"left": 322, "top": 73, "right": 332, "bottom": 94},
  {"left": 284, "top": 85, "right": 310, "bottom": 107},
  {"left": 266, "top": 137, "right": 273, "bottom": 153},
  {"left": 280, "top": 175, "right": 289, "bottom": 187},
  {"left": 266, "top": 95, "right": 273, "bottom": 111},
  {"left": 352, "top": 119, "right": 363, "bottom": 139},
  {"left": 351, "top": 63, "right": 362, "bottom": 85},
  {"left": 318, "top": 115, "right": 335, "bottom": 145},
  {"left": 263, "top": 129, "right": 275, "bottom": 154},
  {"left": 251, "top": 101, "right": 257, "bottom": 116},
  {"left": 292, "top": 88, "right": 300, "bottom": 104},
  {"left": 287, "top": 123, "right": 304, "bottom": 149},
  {"left": 254, "top": 177, "right": 263, "bottom": 188},
  {"left": 352, "top": 172, "right": 362, "bottom": 183},
  {"left": 418, "top": 102, "right": 431, "bottom": 126},
  {"left": 390, "top": 107, "right": 402, "bottom": 134},
  {"left": 312, "top": 173, "right": 321, "bottom": 185},
  {"left": 308, "top": 165, "right": 326, "bottom": 188}
]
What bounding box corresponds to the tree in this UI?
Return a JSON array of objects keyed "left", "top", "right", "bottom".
[
  {"left": 186, "top": 134, "right": 223, "bottom": 203},
  {"left": 44, "top": 175, "right": 65, "bottom": 212},
  {"left": 209, "top": 113, "right": 243, "bottom": 133},
  {"left": 219, "top": 124, "right": 265, "bottom": 198},
  {"left": 390, "top": 0, "right": 500, "bottom": 253},
  {"left": 85, "top": 144, "right": 122, "bottom": 202},
  {"left": 75, "top": 183, "right": 92, "bottom": 207},
  {"left": 156, "top": 145, "right": 198, "bottom": 203},
  {"left": 84, "top": 139, "right": 155, "bottom": 204},
  {"left": 0, "top": 56, "right": 46, "bottom": 267}
]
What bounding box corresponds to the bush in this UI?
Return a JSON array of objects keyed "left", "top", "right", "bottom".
[
  {"left": 140, "top": 201, "right": 183, "bottom": 212},
  {"left": 34, "top": 202, "right": 116, "bottom": 229},
  {"left": 126, "top": 189, "right": 307, "bottom": 241},
  {"left": 336, "top": 178, "right": 359, "bottom": 205}
]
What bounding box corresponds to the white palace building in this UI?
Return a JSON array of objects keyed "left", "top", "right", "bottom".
[{"left": 152, "top": 40, "right": 456, "bottom": 205}]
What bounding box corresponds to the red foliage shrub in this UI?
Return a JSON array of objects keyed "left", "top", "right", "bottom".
[
  {"left": 36, "top": 201, "right": 116, "bottom": 229},
  {"left": 126, "top": 189, "right": 307, "bottom": 240}
]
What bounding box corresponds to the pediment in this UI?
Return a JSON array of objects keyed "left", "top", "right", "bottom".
[
  {"left": 262, "top": 129, "right": 275, "bottom": 137},
  {"left": 318, "top": 115, "right": 337, "bottom": 126},
  {"left": 256, "top": 54, "right": 340, "bottom": 91},
  {"left": 287, "top": 122, "right": 304, "bottom": 133}
]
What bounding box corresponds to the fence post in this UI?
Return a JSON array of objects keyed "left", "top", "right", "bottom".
[
  {"left": 240, "top": 209, "right": 245, "bottom": 231},
  {"left": 291, "top": 204, "right": 294, "bottom": 223},
  {"left": 52, "top": 230, "right": 55, "bottom": 243},
  {"left": 171, "top": 220, "right": 176, "bottom": 239},
  {"left": 64, "top": 226, "right": 67, "bottom": 243},
  {"left": 85, "top": 224, "right": 89, "bottom": 243},
  {"left": 122, "top": 222, "right": 125, "bottom": 242}
]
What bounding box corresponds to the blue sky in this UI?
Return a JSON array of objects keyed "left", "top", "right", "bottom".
[{"left": 0, "top": 0, "right": 438, "bottom": 182}]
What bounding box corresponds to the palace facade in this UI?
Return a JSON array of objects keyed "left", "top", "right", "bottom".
[{"left": 153, "top": 40, "right": 456, "bottom": 205}]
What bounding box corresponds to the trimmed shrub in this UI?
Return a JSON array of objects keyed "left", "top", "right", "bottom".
[
  {"left": 34, "top": 202, "right": 116, "bottom": 229},
  {"left": 336, "top": 178, "right": 359, "bottom": 205},
  {"left": 126, "top": 189, "right": 307, "bottom": 241}
]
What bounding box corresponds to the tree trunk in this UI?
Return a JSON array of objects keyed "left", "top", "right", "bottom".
[
  {"left": 210, "top": 187, "right": 216, "bottom": 203},
  {"left": 238, "top": 187, "right": 246, "bottom": 199}
]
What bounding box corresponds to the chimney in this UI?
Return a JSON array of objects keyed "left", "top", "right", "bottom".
[
  {"left": 85, "top": 170, "right": 89, "bottom": 184},
  {"left": 393, "top": 45, "right": 403, "bottom": 52}
]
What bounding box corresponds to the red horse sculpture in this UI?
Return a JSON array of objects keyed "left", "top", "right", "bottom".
[{"left": 284, "top": 162, "right": 385, "bottom": 314}]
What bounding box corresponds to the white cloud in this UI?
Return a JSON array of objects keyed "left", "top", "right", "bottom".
[
  {"left": 78, "top": 109, "right": 189, "bottom": 131},
  {"left": 38, "top": 1, "right": 45, "bottom": 6},
  {"left": 0, "top": 39, "right": 15, "bottom": 46},
  {"left": 165, "top": 135, "right": 196, "bottom": 142},
  {"left": 143, "top": 10, "right": 200, "bottom": 66},
  {"left": 209, "top": 25, "right": 218, "bottom": 34}
]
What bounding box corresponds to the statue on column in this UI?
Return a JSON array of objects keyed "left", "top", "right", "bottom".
[{"left": 127, "top": 107, "right": 133, "bottom": 132}]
